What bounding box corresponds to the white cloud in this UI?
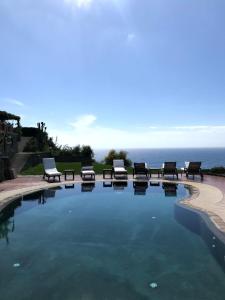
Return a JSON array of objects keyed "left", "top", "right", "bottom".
[
  {"left": 4, "top": 98, "right": 24, "bottom": 107},
  {"left": 63, "top": 0, "right": 126, "bottom": 10},
  {"left": 48, "top": 120, "right": 225, "bottom": 149},
  {"left": 64, "top": 0, "right": 93, "bottom": 9},
  {"left": 70, "top": 114, "right": 97, "bottom": 129},
  {"left": 127, "top": 33, "right": 135, "bottom": 43},
  {"left": 172, "top": 125, "right": 225, "bottom": 131}
]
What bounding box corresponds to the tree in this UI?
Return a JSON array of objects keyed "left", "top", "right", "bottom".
[
  {"left": 104, "top": 149, "right": 131, "bottom": 166},
  {"left": 80, "top": 145, "right": 94, "bottom": 162}
]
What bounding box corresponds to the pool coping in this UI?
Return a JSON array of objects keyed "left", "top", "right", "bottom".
[{"left": 0, "top": 178, "right": 225, "bottom": 236}]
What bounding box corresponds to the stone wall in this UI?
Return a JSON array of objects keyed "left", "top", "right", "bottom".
[{"left": 0, "top": 131, "right": 18, "bottom": 157}]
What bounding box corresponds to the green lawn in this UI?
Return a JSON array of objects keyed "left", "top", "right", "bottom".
[
  {"left": 21, "top": 163, "right": 217, "bottom": 176},
  {"left": 21, "top": 162, "right": 133, "bottom": 175}
]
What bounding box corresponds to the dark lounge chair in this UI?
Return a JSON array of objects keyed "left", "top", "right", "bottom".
[
  {"left": 133, "top": 181, "right": 148, "bottom": 195},
  {"left": 161, "top": 162, "right": 178, "bottom": 179},
  {"left": 133, "top": 163, "right": 149, "bottom": 179},
  {"left": 182, "top": 162, "right": 203, "bottom": 179},
  {"left": 162, "top": 183, "right": 177, "bottom": 197}
]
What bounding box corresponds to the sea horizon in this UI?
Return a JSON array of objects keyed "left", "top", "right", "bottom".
[{"left": 94, "top": 147, "right": 225, "bottom": 169}]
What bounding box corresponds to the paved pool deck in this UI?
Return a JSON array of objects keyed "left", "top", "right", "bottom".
[{"left": 0, "top": 174, "right": 225, "bottom": 233}]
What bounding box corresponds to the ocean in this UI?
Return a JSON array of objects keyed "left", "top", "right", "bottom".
[{"left": 94, "top": 148, "right": 225, "bottom": 169}]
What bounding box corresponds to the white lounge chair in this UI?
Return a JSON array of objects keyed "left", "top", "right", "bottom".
[
  {"left": 42, "top": 158, "right": 62, "bottom": 182},
  {"left": 80, "top": 165, "right": 95, "bottom": 180},
  {"left": 113, "top": 159, "right": 128, "bottom": 179}
]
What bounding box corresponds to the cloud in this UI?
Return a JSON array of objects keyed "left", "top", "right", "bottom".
[
  {"left": 64, "top": 0, "right": 93, "bottom": 9},
  {"left": 4, "top": 98, "right": 24, "bottom": 107},
  {"left": 70, "top": 114, "right": 97, "bottom": 129},
  {"left": 171, "top": 125, "right": 225, "bottom": 131},
  {"left": 48, "top": 119, "right": 225, "bottom": 149},
  {"left": 126, "top": 33, "right": 136, "bottom": 43}
]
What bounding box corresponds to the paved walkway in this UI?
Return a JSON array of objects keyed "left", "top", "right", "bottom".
[{"left": 0, "top": 174, "right": 225, "bottom": 233}]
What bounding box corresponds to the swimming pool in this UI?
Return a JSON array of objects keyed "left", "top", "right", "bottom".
[{"left": 0, "top": 181, "right": 225, "bottom": 299}]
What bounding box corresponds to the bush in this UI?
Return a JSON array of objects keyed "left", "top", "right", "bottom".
[
  {"left": 23, "top": 137, "right": 39, "bottom": 152},
  {"left": 53, "top": 145, "right": 94, "bottom": 163},
  {"left": 209, "top": 167, "right": 225, "bottom": 174},
  {"left": 22, "top": 127, "right": 39, "bottom": 137},
  {"left": 104, "top": 149, "right": 132, "bottom": 167}
]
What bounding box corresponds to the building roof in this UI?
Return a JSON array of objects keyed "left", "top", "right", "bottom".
[{"left": 0, "top": 111, "right": 20, "bottom": 121}]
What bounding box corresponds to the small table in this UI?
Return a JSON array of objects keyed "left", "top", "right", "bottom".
[
  {"left": 64, "top": 169, "right": 75, "bottom": 181},
  {"left": 149, "top": 168, "right": 161, "bottom": 178},
  {"left": 103, "top": 169, "right": 113, "bottom": 179}
]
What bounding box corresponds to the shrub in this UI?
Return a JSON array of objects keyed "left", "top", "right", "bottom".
[
  {"left": 22, "top": 127, "right": 39, "bottom": 137},
  {"left": 104, "top": 149, "right": 132, "bottom": 167},
  {"left": 209, "top": 167, "right": 225, "bottom": 174},
  {"left": 53, "top": 145, "right": 94, "bottom": 162},
  {"left": 23, "top": 137, "right": 39, "bottom": 152}
]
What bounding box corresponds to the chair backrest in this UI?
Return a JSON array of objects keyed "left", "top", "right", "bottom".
[
  {"left": 134, "top": 162, "right": 146, "bottom": 169},
  {"left": 81, "top": 161, "right": 93, "bottom": 170},
  {"left": 82, "top": 166, "right": 94, "bottom": 171},
  {"left": 187, "top": 162, "right": 201, "bottom": 170},
  {"left": 163, "top": 162, "right": 176, "bottom": 170},
  {"left": 113, "top": 159, "right": 124, "bottom": 168},
  {"left": 42, "top": 158, "right": 56, "bottom": 170}
]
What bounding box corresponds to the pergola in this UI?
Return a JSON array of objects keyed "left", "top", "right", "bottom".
[{"left": 0, "top": 111, "right": 21, "bottom": 127}]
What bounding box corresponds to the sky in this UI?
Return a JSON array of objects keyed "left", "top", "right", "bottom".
[{"left": 1, "top": 0, "right": 225, "bottom": 148}]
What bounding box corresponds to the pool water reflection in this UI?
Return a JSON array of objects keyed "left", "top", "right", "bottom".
[{"left": 0, "top": 182, "right": 225, "bottom": 300}]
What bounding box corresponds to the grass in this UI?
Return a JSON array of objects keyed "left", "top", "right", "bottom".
[
  {"left": 22, "top": 163, "right": 223, "bottom": 176},
  {"left": 21, "top": 162, "right": 133, "bottom": 175}
]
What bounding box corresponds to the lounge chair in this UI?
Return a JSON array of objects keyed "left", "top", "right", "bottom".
[
  {"left": 162, "top": 183, "right": 177, "bottom": 197},
  {"left": 80, "top": 162, "right": 95, "bottom": 180},
  {"left": 161, "top": 162, "right": 178, "bottom": 179},
  {"left": 133, "top": 162, "right": 149, "bottom": 179},
  {"left": 182, "top": 162, "right": 203, "bottom": 179},
  {"left": 42, "top": 158, "right": 62, "bottom": 182},
  {"left": 81, "top": 182, "right": 95, "bottom": 192},
  {"left": 113, "top": 181, "right": 128, "bottom": 190},
  {"left": 112, "top": 159, "right": 128, "bottom": 179},
  {"left": 133, "top": 181, "right": 148, "bottom": 195}
]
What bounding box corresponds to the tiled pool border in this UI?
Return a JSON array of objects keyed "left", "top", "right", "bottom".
[{"left": 0, "top": 178, "right": 225, "bottom": 236}]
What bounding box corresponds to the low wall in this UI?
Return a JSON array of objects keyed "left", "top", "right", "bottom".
[{"left": 22, "top": 152, "right": 51, "bottom": 171}]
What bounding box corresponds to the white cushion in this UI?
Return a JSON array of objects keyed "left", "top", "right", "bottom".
[
  {"left": 81, "top": 170, "right": 95, "bottom": 175},
  {"left": 185, "top": 161, "right": 190, "bottom": 168},
  {"left": 46, "top": 168, "right": 62, "bottom": 176},
  {"left": 114, "top": 167, "right": 127, "bottom": 173}
]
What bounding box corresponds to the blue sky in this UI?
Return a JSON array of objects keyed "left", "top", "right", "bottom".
[{"left": 1, "top": 0, "right": 225, "bottom": 148}]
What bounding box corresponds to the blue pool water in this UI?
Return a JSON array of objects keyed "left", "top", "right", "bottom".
[{"left": 0, "top": 182, "right": 225, "bottom": 299}]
